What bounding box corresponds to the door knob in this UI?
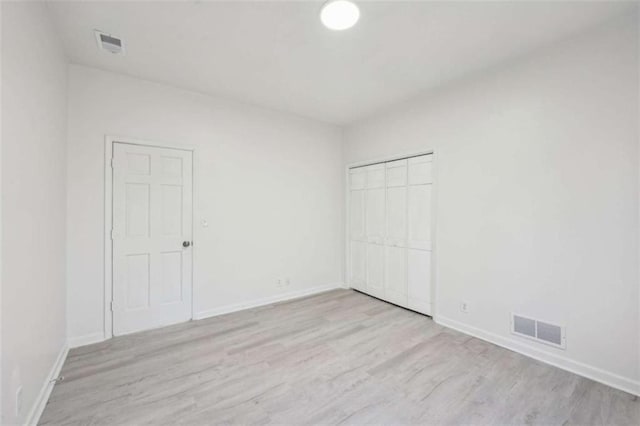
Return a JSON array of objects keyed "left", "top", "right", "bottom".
[{"left": 182, "top": 241, "right": 191, "bottom": 248}]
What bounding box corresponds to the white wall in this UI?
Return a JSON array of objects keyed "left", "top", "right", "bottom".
[
  {"left": 1, "top": 2, "right": 68, "bottom": 424},
  {"left": 67, "top": 65, "right": 344, "bottom": 343},
  {"left": 344, "top": 17, "right": 639, "bottom": 393},
  {"left": 1, "top": 1, "right": 4, "bottom": 419},
  {"left": 637, "top": 5, "right": 640, "bottom": 389}
]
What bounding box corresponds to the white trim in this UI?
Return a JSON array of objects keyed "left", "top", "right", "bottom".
[
  {"left": 103, "top": 139, "right": 113, "bottom": 340},
  {"left": 25, "top": 344, "right": 69, "bottom": 426},
  {"left": 344, "top": 166, "right": 352, "bottom": 290},
  {"left": 103, "top": 135, "right": 197, "bottom": 340},
  {"left": 193, "top": 283, "right": 344, "bottom": 320},
  {"left": 68, "top": 332, "right": 107, "bottom": 349},
  {"left": 435, "top": 315, "right": 640, "bottom": 397},
  {"left": 430, "top": 151, "right": 439, "bottom": 318},
  {"left": 105, "top": 135, "right": 195, "bottom": 152}
]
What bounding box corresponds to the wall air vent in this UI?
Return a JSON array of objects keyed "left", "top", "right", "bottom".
[
  {"left": 511, "top": 313, "right": 565, "bottom": 349},
  {"left": 94, "top": 30, "right": 124, "bottom": 55}
]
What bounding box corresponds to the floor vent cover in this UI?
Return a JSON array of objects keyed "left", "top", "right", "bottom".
[{"left": 511, "top": 313, "right": 565, "bottom": 349}]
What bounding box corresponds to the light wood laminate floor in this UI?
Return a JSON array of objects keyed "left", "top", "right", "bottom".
[{"left": 41, "top": 289, "right": 639, "bottom": 425}]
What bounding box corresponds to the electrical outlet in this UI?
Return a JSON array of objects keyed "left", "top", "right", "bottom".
[
  {"left": 277, "top": 279, "right": 282, "bottom": 288},
  {"left": 460, "top": 301, "right": 470, "bottom": 314},
  {"left": 16, "top": 386, "right": 23, "bottom": 416}
]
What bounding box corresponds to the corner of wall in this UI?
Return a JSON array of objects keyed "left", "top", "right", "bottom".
[
  {"left": 636, "top": 0, "right": 640, "bottom": 388},
  {"left": 0, "top": 0, "right": 4, "bottom": 421},
  {"left": 1, "top": 1, "right": 71, "bottom": 424}
]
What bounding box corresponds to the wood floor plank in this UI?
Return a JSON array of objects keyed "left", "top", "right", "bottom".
[{"left": 40, "top": 289, "right": 639, "bottom": 425}]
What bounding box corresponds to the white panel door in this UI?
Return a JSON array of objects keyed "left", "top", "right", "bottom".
[
  {"left": 408, "top": 155, "right": 433, "bottom": 185},
  {"left": 348, "top": 154, "right": 432, "bottom": 316},
  {"left": 365, "top": 164, "right": 385, "bottom": 245},
  {"left": 366, "top": 243, "right": 385, "bottom": 298},
  {"left": 350, "top": 167, "right": 366, "bottom": 190},
  {"left": 407, "top": 154, "right": 433, "bottom": 314},
  {"left": 384, "top": 246, "right": 407, "bottom": 306},
  {"left": 366, "top": 163, "right": 386, "bottom": 188},
  {"left": 408, "top": 249, "right": 431, "bottom": 315},
  {"left": 349, "top": 167, "right": 367, "bottom": 291},
  {"left": 386, "top": 187, "right": 406, "bottom": 246},
  {"left": 112, "top": 142, "right": 193, "bottom": 336},
  {"left": 408, "top": 184, "right": 432, "bottom": 250},
  {"left": 408, "top": 155, "right": 432, "bottom": 250},
  {"left": 365, "top": 164, "right": 386, "bottom": 298},
  {"left": 350, "top": 241, "right": 367, "bottom": 292},
  {"left": 385, "top": 159, "right": 407, "bottom": 187},
  {"left": 384, "top": 159, "right": 408, "bottom": 306},
  {"left": 386, "top": 160, "right": 407, "bottom": 247},
  {"left": 350, "top": 190, "right": 366, "bottom": 242}
]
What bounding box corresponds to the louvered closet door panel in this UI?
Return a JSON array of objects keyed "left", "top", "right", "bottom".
[
  {"left": 366, "top": 243, "right": 385, "bottom": 299},
  {"left": 408, "top": 249, "right": 431, "bottom": 315},
  {"left": 385, "top": 246, "right": 407, "bottom": 306},
  {"left": 350, "top": 241, "right": 367, "bottom": 292}
]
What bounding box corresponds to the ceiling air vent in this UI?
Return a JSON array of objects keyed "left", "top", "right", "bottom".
[
  {"left": 94, "top": 30, "right": 124, "bottom": 55},
  {"left": 511, "top": 313, "right": 566, "bottom": 349}
]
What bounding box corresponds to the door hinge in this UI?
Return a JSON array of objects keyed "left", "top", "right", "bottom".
[
  {"left": 110, "top": 158, "right": 114, "bottom": 169},
  {"left": 111, "top": 229, "right": 115, "bottom": 240},
  {"left": 110, "top": 301, "right": 114, "bottom": 312}
]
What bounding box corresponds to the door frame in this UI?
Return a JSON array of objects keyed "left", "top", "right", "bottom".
[
  {"left": 344, "top": 149, "right": 437, "bottom": 317},
  {"left": 103, "top": 135, "right": 197, "bottom": 340}
]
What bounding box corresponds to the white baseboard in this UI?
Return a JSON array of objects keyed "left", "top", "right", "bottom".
[
  {"left": 435, "top": 315, "right": 640, "bottom": 397},
  {"left": 68, "top": 284, "right": 347, "bottom": 348},
  {"left": 194, "top": 283, "right": 345, "bottom": 320},
  {"left": 25, "top": 343, "right": 69, "bottom": 426},
  {"left": 68, "top": 332, "right": 106, "bottom": 348}
]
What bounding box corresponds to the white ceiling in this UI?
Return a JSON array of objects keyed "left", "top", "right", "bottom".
[{"left": 47, "top": 1, "right": 633, "bottom": 124}]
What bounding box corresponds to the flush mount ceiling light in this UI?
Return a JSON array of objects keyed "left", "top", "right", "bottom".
[{"left": 320, "top": 0, "right": 360, "bottom": 31}]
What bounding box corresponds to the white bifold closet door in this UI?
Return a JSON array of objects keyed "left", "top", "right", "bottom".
[
  {"left": 365, "top": 164, "right": 386, "bottom": 299},
  {"left": 384, "top": 159, "right": 408, "bottom": 307},
  {"left": 348, "top": 154, "right": 433, "bottom": 315},
  {"left": 406, "top": 156, "right": 433, "bottom": 314},
  {"left": 349, "top": 167, "right": 367, "bottom": 292}
]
